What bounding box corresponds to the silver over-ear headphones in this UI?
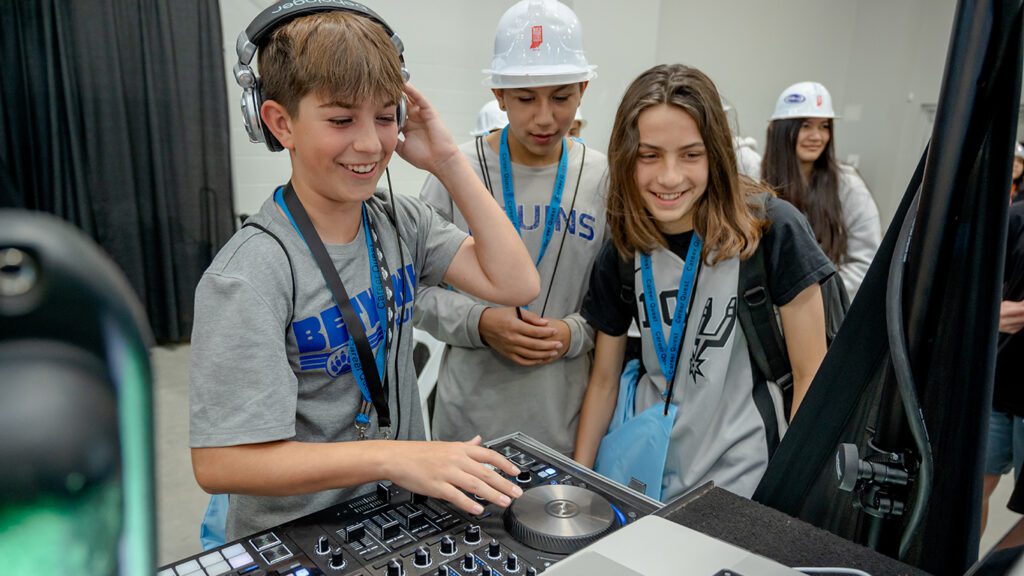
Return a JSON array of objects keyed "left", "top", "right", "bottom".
[{"left": 234, "top": 0, "right": 410, "bottom": 152}]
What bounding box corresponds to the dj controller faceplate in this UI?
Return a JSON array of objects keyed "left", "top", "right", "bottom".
[{"left": 159, "top": 433, "right": 660, "bottom": 576}]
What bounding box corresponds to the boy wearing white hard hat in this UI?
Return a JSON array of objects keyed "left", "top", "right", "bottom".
[
  {"left": 761, "top": 81, "right": 881, "bottom": 300},
  {"left": 415, "top": 0, "right": 609, "bottom": 455}
]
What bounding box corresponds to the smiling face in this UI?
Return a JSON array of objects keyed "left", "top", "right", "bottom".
[
  {"left": 278, "top": 91, "right": 400, "bottom": 206},
  {"left": 492, "top": 82, "right": 587, "bottom": 166},
  {"left": 795, "top": 117, "right": 832, "bottom": 169},
  {"left": 635, "top": 104, "right": 709, "bottom": 234}
]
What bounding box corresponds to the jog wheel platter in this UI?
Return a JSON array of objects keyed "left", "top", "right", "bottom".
[
  {"left": 504, "top": 485, "right": 617, "bottom": 554},
  {"left": 159, "top": 433, "right": 661, "bottom": 576}
]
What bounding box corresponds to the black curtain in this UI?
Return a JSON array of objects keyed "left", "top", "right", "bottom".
[
  {"left": 754, "top": 0, "right": 1024, "bottom": 573},
  {"left": 0, "top": 0, "right": 235, "bottom": 343}
]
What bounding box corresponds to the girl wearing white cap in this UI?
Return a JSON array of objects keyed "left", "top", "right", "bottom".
[{"left": 761, "top": 82, "right": 881, "bottom": 300}]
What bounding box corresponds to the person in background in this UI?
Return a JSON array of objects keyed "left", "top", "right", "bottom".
[
  {"left": 982, "top": 184, "right": 1024, "bottom": 529},
  {"left": 574, "top": 64, "right": 833, "bottom": 501},
  {"left": 415, "top": 0, "right": 609, "bottom": 456},
  {"left": 761, "top": 81, "right": 881, "bottom": 300},
  {"left": 570, "top": 107, "right": 586, "bottom": 139},
  {"left": 1010, "top": 141, "right": 1024, "bottom": 203},
  {"left": 472, "top": 99, "right": 509, "bottom": 137}
]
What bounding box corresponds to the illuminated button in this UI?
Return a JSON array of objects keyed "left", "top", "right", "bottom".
[
  {"left": 221, "top": 544, "right": 245, "bottom": 558},
  {"left": 227, "top": 552, "right": 254, "bottom": 568},
  {"left": 198, "top": 552, "right": 223, "bottom": 567},
  {"left": 173, "top": 560, "right": 200, "bottom": 574},
  {"left": 204, "top": 560, "right": 231, "bottom": 575}
]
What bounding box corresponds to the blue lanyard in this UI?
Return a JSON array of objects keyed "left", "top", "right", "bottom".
[
  {"left": 274, "top": 189, "right": 388, "bottom": 428},
  {"left": 498, "top": 125, "right": 569, "bottom": 267},
  {"left": 640, "top": 234, "right": 703, "bottom": 391}
]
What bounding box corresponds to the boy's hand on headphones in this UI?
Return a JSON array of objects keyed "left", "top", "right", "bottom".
[
  {"left": 382, "top": 436, "right": 523, "bottom": 516},
  {"left": 394, "top": 83, "right": 460, "bottom": 175},
  {"left": 479, "top": 307, "right": 562, "bottom": 366}
]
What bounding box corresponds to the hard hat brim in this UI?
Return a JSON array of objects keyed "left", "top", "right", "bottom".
[
  {"left": 483, "top": 68, "right": 597, "bottom": 89},
  {"left": 769, "top": 111, "right": 841, "bottom": 121}
]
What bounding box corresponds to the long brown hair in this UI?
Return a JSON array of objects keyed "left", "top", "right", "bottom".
[
  {"left": 761, "top": 118, "right": 846, "bottom": 263},
  {"left": 607, "top": 64, "right": 766, "bottom": 264}
]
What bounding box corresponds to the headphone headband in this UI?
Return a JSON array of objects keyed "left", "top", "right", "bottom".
[
  {"left": 234, "top": 0, "right": 409, "bottom": 151},
  {"left": 237, "top": 0, "right": 401, "bottom": 67}
]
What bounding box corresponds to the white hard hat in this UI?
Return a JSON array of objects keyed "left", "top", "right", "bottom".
[
  {"left": 770, "top": 82, "right": 837, "bottom": 121},
  {"left": 472, "top": 100, "right": 509, "bottom": 136},
  {"left": 573, "top": 107, "right": 586, "bottom": 128},
  {"left": 483, "top": 0, "right": 597, "bottom": 89},
  {"left": 1015, "top": 142, "right": 1024, "bottom": 159}
]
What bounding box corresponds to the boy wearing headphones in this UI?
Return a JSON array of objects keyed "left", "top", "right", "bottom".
[
  {"left": 189, "top": 3, "right": 537, "bottom": 540},
  {"left": 415, "top": 0, "right": 608, "bottom": 455}
]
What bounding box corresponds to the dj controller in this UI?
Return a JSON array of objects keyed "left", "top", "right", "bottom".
[{"left": 159, "top": 433, "right": 661, "bottom": 576}]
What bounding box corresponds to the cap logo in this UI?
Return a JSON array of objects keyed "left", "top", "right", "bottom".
[
  {"left": 784, "top": 94, "right": 805, "bottom": 104},
  {"left": 530, "top": 25, "right": 543, "bottom": 49},
  {"left": 816, "top": 95, "right": 823, "bottom": 107}
]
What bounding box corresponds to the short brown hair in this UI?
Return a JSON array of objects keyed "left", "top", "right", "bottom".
[
  {"left": 257, "top": 11, "right": 404, "bottom": 116},
  {"left": 607, "top": 64, "right": 768, "bottom": 264}
]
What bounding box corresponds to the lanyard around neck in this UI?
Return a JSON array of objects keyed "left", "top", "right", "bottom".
[
  {"left": 498, "top": 125, "right": 569, "bottom": 267},
  {"left": 275, "top": 184, "right": 395, "bottom": 438},
  {"left": 639, "top": 234, "right": 703, "bottom": 413}
]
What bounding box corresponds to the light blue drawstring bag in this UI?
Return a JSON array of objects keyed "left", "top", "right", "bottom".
[
  {"left": 594, "top": 359, "right": 676, "bottom": 501},
  {"left": 200, "top": 494, "right": 228, "bottom": 550}
]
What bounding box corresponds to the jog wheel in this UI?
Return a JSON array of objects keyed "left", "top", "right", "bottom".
[{"left": 503, "top": 484, "right": 617, "bottom": 554}]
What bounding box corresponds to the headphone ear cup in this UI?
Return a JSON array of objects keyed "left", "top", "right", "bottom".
[
  {"left": 396, "top": 95, "right": 407, "bottom": 132},
  {"left": 253, "top": 80, "right": 283, "bottom": 152}
]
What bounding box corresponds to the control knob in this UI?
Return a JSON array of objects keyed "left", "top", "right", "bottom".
[
  {"left": 463, "top": 553, "right": 477, "bottom": 571},
  {"left": 413, "top": 546, "right": 431, "bottom": 568},
  {"left": 436, "top": 567, "right": 450, "bottom": 576},
  {"left": 481, "top": 567, "right": 493, "bottom": 576},
  {"left": 386, "top": 558, "right": 404, "bottom": 576},
  {"left": 487, "top": 539, "right": 501, "bottom": 559},
  {"left": 315, "top": 535, "right": 330, "bottom": 555},
  {"left": 329, "top": 547, "right": 345, "bottom": 570},
  {"left": 516, "top": 471, "right": 532, "bottom": 484},
  {"left": 439, "top": 535, "right": 457, "bottom": 556},
  {"left": 464, "top": 524, "right": 481, "bottom": 544},
  {"left": 506, "top": 553, "right": 519, "bottom": 572}
]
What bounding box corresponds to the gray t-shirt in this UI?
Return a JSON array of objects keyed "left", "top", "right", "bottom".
[
  {"left": 583, "top": 197, "right": 834, "bottom": 501},
  {"left": 190, "top": 189, "right": 466, "bottom": 540},
  {"left": 414, "top": 137, "right": 609, "bottom": 454}
]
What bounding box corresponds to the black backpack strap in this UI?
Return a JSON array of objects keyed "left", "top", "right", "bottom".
[
  {"left": 737, "top": 230, "right": 793, "bottom": 392},
  {"left": 618, "top": 251, "right": 638, "bottom": 323},
  {"left": 242, "top": 222, "right": 297, "bottom": 315}
]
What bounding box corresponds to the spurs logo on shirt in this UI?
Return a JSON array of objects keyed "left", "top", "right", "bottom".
[{"left": 689, "top": 297, "right": 738, "bottom": 382}]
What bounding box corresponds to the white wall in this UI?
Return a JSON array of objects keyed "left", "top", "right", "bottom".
[{"left": 220, "top": 0, "right": 959, "bottom": 226}]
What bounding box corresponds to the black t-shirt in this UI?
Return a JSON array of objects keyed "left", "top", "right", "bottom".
[
  {"left": 994, "top": 201, "right": 1024, "bottom": 416},
  {"left": 582, "top": 195, "right": 834, "bottom": 336}
]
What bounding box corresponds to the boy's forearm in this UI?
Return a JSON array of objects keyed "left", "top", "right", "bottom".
[
  {"left": 191, "top": 440, "right": 390, "bottom": 496},
  {"left": 433, "top": 154, "right": 537, "bottom": 298}
]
